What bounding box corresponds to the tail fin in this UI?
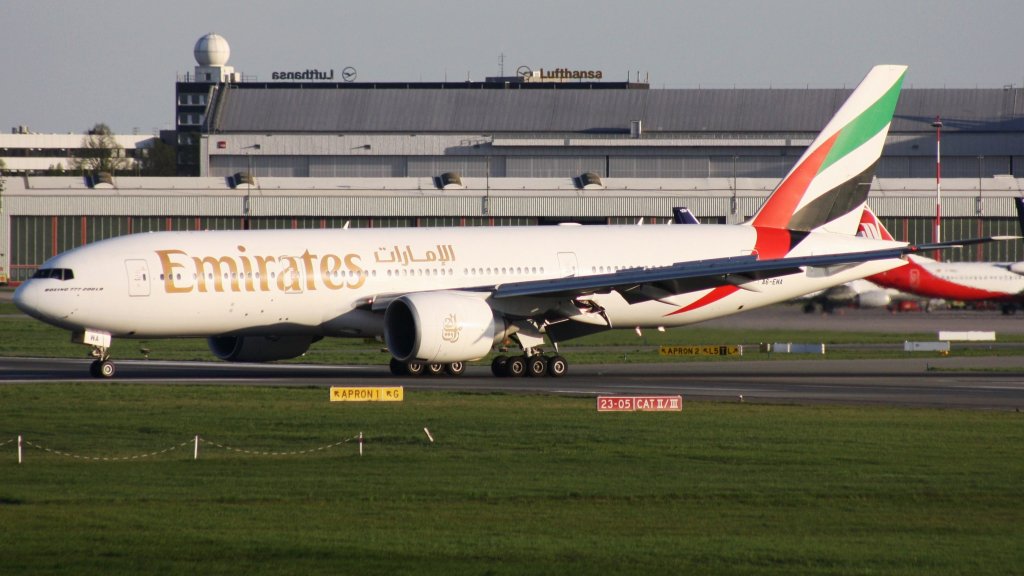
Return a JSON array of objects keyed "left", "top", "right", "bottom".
[
  {"left": 857, "top": 204, "right": 896, "bottom": 241},
  {"left": 1014, "top": 197, "right": 1024, "bottom": 237},
  {"left": 749, "top": 65, "right": 907, "bottom": 234},
  {"left": 672, "top": 207, "right": 701, "bottom": 225}
]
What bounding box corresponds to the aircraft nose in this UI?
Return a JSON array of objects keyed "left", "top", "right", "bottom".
[
  {"left": 13, "top": 281, "right": 43, "bottom": 320},
  {"left": 12, "top": 278, "right": 52, "bottom": 319}
]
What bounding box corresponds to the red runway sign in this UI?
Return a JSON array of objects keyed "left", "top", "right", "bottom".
[{"left": 597, "top": 395, "right": 683, "bottom": 412}]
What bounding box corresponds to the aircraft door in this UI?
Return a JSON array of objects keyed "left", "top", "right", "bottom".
[
  {"left": 279, "top": 263, "right": 303, "bottom": 294},
  {"left": 909, "top": 268, "right": 920, "bottom": 289},
  {"left": 557, "top": 252, "right": 579, "bottom": 277},
  {"left": 125, "top": 259, "right": 151, "bottom": 297}
]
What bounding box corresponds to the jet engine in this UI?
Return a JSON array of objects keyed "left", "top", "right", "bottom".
[
  {"left": 207, "top": 334, "right": 315, "bottom": 362},
  {"left": 857, "top": 290, "right": 892, "bottom": 308},
  {"left": 384, "top": 291, "right": 506, "bottom": 363}
]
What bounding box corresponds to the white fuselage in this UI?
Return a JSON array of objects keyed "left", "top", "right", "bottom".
[{"left": 14, "top": 224, "right": 905, "bottom": 340}]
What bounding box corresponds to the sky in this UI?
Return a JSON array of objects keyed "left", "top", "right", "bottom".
[{"left": 4, "top": 0, "right": 1023, "bottom": 135}]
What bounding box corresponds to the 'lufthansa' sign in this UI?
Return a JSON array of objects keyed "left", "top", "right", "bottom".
[
  {"left": 272, "top": 69, "right": 335, "bottom": 81},
  {"left": 518, "top": 66, "right": 603, "bottom": 81}
]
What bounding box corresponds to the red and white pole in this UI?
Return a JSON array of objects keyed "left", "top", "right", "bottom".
[{"left": 935, "top": 116, "right": 943, "bottom": 238}]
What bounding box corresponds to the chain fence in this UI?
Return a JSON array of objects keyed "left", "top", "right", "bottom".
[{"left": 3, "top": 432, "right": 384, "bottom": 463}]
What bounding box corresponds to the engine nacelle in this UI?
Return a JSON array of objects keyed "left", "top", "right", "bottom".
[
  {"left": 384, "top": 291, "right": 504, "bottom": 363},
  {"left": 207, "top": 334, "right": 314, "bottom": 362},
  {"left": 857, "top": 290, "right": 892, "bottom": 309}
]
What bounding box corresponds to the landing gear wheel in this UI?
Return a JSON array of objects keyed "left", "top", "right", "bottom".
[
  {"left": 99, "top": 361, "right": 116, "bottom": 378},
  {"left": 405, "top": 361, "right": 425, "bottom": 376},
  {"left": 90, "top": 359, "right": 116, "bottom": 379},
  {"left": 547, "top": 355, "right": 568, "bottom": 378},
  {"left": 426, "top": 363, "right": 446, "bottom": 376},
  {"left": 389, "top": 357, "right": 408, "bottom": 376},
  {"left": 491, "top": 355, "right": 509, "bottom": 377},
  {"left": 504, "top": 356, "right": 527, "bottom": 378},
  {"left": 526, "top": 356, "right": 548, "bottom": 377},
  {"left": 445, "top": 361, "right": 466, "bottom": 376}
]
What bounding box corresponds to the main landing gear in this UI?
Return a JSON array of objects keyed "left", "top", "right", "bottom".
[
  {"left": 490, "top": 354, "right": 568, "bottom": 378},
  {"left": 389, "top": 358, "right": 466, "bottom": 377},
  {"left": 387, "top": 354, "right": 568, "bottom": 378}
]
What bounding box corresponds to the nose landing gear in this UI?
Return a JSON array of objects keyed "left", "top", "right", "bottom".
[{"left": 73, "top": 329, "right": 117, "bottom": 379}]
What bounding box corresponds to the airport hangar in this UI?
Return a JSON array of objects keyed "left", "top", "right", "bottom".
[{"left": 4, "top": 38, "right": 1024, "bottom": 284}]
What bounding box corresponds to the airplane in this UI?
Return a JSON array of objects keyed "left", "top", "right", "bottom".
[
  {"left": 857, "top": 202, "right": 1024, "bottom": 313},
  {"left": 13, "top": 65, "right": 996, "bottom": 379}
]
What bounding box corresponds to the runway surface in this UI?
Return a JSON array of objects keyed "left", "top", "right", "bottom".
[
  {"left": 4, "top": 297, "right": 1024, "bottom": 410},
  {"left": 3, "top": 355, "right": 1024, "bottom": 411}
]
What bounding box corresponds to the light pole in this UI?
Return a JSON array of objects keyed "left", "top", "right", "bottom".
[
  {"left": 976, "top": 155, "right": 985, "bottom": 215},
  {"left": 977, "top": 155, "right": 985, "bottom": 260},
  {"left": 483, "top": 155, "right": 490, "bottom": 216},
  {"left": 730, "top": 155, "right": 738, "bottom": 217},
  {"left": 932, "top": 116, "right": 942, "bottom": 260},
  {"left": 243, "top": 144, "right": 261, "bottom": 230}
]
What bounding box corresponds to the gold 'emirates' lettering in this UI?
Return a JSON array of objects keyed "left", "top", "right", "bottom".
[{"left": 156, "top": 246, "right": 365, "bottom": 294}]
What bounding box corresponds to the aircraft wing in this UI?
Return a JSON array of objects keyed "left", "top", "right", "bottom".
[{"left": 491, "top": 241, "right": 998, "bottom": 304}]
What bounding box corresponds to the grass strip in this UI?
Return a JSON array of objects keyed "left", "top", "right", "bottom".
[{"left": 1, "top": 385, "right": 1022, "bottom": 575}]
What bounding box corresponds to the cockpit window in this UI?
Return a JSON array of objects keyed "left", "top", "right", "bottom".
[{"left": 32, "top": 268, "right": 75, "bottom": 281}]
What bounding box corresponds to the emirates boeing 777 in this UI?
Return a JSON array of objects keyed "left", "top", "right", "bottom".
[{"left": 14, "top": 65, "right": 988, "bottom": 379}]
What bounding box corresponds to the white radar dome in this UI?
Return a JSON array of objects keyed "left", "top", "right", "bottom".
[{"left": 194, "top": 33, "right": 230, "bottom": 67}]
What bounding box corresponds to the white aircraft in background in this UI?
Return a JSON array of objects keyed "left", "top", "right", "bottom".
[
  {"left": 856, "top": 202, "right": 1024, "bottom": 313},
  {"left": 14, "top": 65, "right": 992, "bottom": 379}
]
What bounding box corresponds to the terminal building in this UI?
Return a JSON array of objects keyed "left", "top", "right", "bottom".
[{"left": 3, "top": 34, "right": 1024, "bottom": 284}]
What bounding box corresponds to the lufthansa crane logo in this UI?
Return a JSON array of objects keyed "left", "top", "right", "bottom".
[{"left": 442, "top": 314, "right": 461, "bottom": 343}]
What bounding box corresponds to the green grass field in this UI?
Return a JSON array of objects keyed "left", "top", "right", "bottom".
[{"left": 2, "top": 385, "right": 1023, "bottom": 575}]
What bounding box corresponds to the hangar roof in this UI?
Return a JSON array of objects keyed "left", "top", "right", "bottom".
[{"left": 210, "top": 86, "right": 1024, "bottom": 134}]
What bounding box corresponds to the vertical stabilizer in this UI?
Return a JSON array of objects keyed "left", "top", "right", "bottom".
[
  {"left": 856, "top": 204, "right": 896, "bottom": 241},
  {"left": 750, "top": 65, "right": 907, "bottom": 234}
]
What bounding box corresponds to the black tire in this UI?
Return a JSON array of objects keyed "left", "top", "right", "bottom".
[
  {"left": 98, "top": 360, "right": 116, "bottom": 379},
  {"left": 426, "top": 362, "right": 446, "bottom": 376},
  {"left": 406, "top": 361, "right": 425, "bottom": 376},
  {"left": 89, "top": 360, "right": 101, "bottom": 378},
  {"left": 547, "top": 355, "right": 568, "bottom": 377},
  {"left": 526, "top": 356, "right": 548, "bottom": 377},
  {"left": 389, "top": 357, "right": 408, "bottom": 376},
  {"left": 504, "top": 356, "right": 527, "bottom": 377},
  {"left": 491, "top": 355, "right": 509, "bottom": 377},
  {"left": 446, "top": 361, "right": 466, "bottom": 376}
]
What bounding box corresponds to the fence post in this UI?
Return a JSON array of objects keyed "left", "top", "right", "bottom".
[
  {"left": 18, "top": 435, "right": 22, "bottom": 464},
  {"left": 358, "top": 432, "right": 363, "bottom": 457},
  {"left": 194, "top": 435, "right": 200, "bottom": 460}
]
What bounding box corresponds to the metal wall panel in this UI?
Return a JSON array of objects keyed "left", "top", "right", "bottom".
[
  {"left": 308, "top": 156, "right": 407, "bottom": 178},
  {"left": 506, "top": 156, "right": 606, "bottom": 178}
]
